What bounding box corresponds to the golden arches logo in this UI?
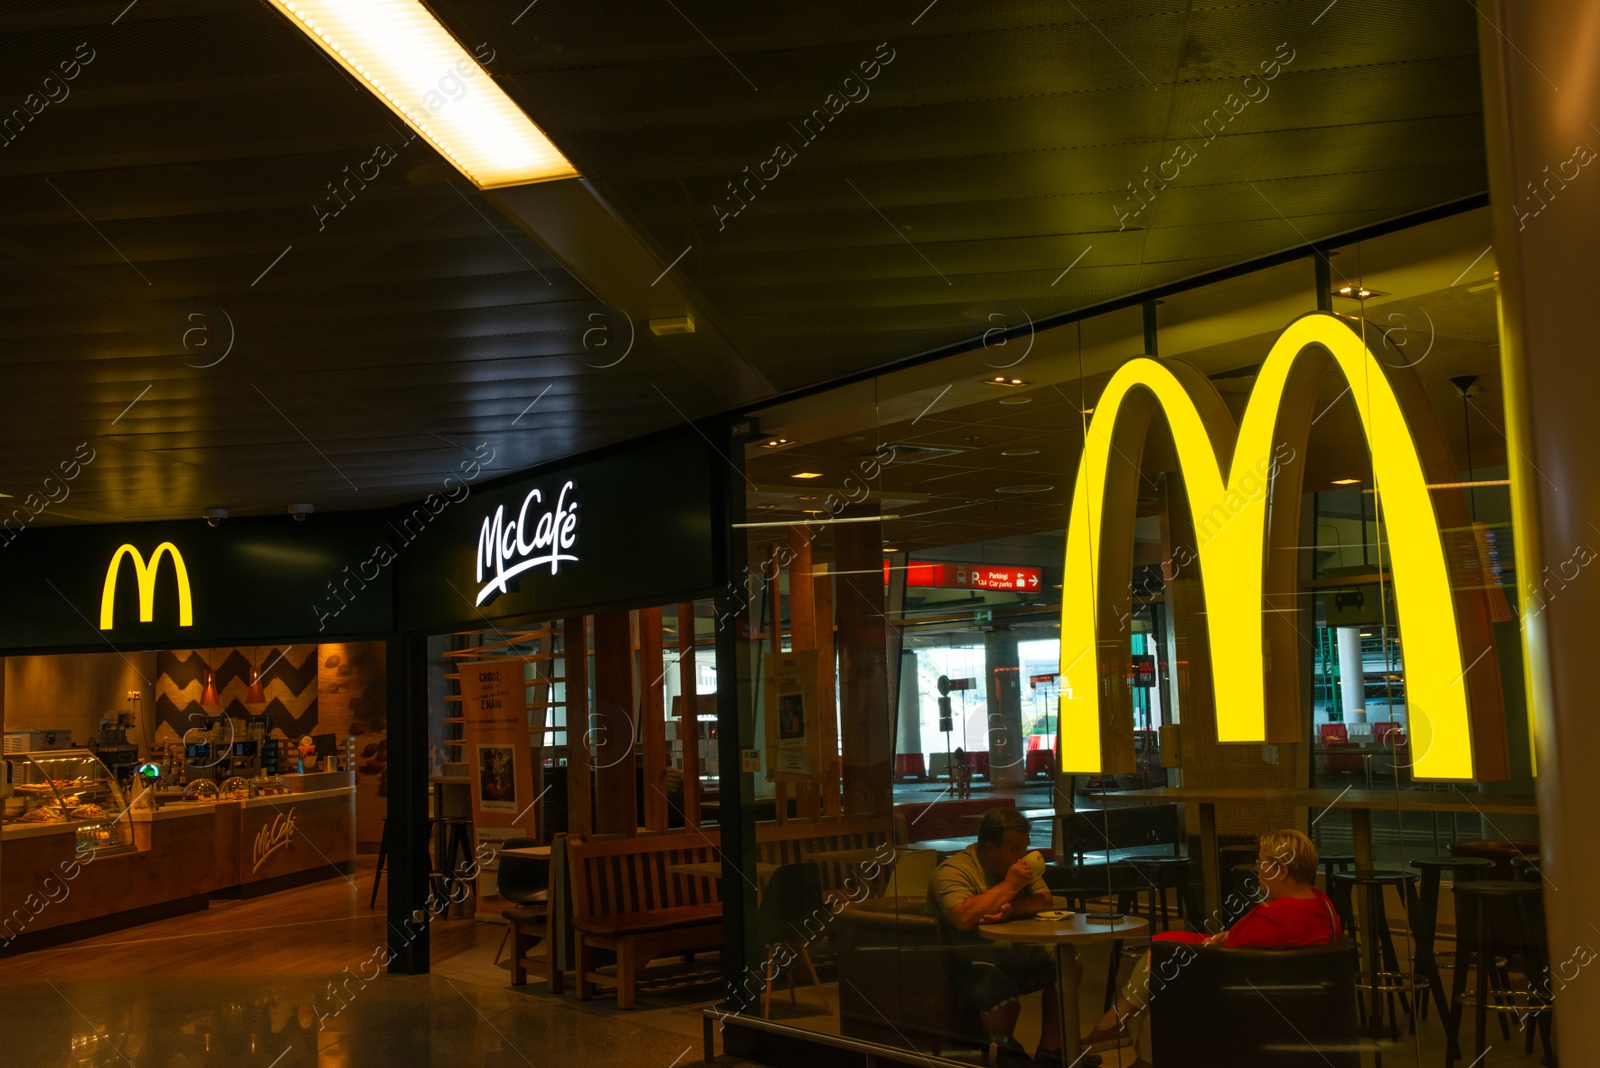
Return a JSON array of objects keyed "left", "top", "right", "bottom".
[
  {"left": 100, "top": 542, "right": 193, "bottom": 629},
  {"left": 1058, "top": 312, "right": 1507, "bottom": 782}
]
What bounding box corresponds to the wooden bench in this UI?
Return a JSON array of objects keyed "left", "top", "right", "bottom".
[
  {"left": 567, "top": 831, "right": 726, "bottom": 1009},
  {"left": 753, "top": 816, "right": 895, "bottom": 904}
]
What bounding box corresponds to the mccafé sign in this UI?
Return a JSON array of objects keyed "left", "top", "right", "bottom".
[
  {"left": 100, "top": 541, "right": 193, "bottom": 629},
  {"left": 475, "top": 480, "right": 579, "bottom": 606},
  {"left": 1059, "top": 313, "right": 1508, "bottom": 782}
]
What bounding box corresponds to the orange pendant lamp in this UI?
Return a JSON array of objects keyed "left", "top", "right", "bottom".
[{"left": 199, "top": 648, "right": 221, "bottom": 710}]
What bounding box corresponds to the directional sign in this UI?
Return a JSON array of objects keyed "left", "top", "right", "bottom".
[{"left": 884, "top": 561, "right": 1043, "bottom": 591}]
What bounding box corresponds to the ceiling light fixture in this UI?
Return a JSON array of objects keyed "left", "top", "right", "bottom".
[
  {"left": 733, "top": 514, "right": 902, "bottom": 529},
  {"left": 1331, "top": 478, "right": 1361, "bottom": 486},
  {"left": 1001, "top": 448, "right": 1040, "bottom": 457},
  {"left": 759, "top": 437, "right": 795, "bottom": 449},
  {"left": 1426, "top": 479, "right": 1511, "bottom": 490},
  {"left": 1332, "top": 285, "right": 1387, "bottom": 300},
  {"left": 266, "top": 0, "right": 578, "bottom": 189},
  {"left": 790, "top": 472, "right": 824, "bottom": 479},
  {"left": 995, "top": 484, "right": 1054, "bottom": 494},
  {"left": 883, "top": 547, "right": 901, "bottom": 553},
  {"left": 649, "top": 315, "right": 695, "bottom": 336},
  {"left": 998, "top": 396, "right": 1033, "bottom": 405},
  {"left": 984, "top": 375, "right": 1029, "bottom": 387}
]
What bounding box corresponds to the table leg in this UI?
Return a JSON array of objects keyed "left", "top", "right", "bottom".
[
  {"left": 1352, "top": 808, "right": 1374, "bottom": 869},
  {"left": 1058, "top": 943, "right": 1081, "bottom": 1064},
  {"left": 1198, "top": 802, "right": 1219, "bottom": 931}
]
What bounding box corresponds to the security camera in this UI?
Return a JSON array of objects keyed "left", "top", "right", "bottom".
[
  {"left": 203, "top": 507, "right": 229, "bottom": 527},
  {"left": 288, "top": 503, "right": 315, "bottom": 522}
]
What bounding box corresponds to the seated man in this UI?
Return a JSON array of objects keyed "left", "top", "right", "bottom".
[
  {"left": 1083, "top": 828, "right": 1343, "bottom": 1066},
  {"left": 928, "top": 808, "right": 1061, "bottom": 1066}
]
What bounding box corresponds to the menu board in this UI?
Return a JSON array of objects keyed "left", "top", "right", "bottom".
[
  {"left": 763, "top": 651, "right": 820, "bottom": 784},
  {"left": 457, "top": 661, "right": 535, "bottom": 896}
]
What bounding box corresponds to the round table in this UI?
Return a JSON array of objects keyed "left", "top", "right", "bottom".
[{"left": 979, "top": 913, "right": 1149, "bottom": 1063}]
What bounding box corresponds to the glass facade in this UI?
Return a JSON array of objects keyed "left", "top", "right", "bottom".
[{"left": 707, "top": 205, "right": 1538, "bottom": 1064}]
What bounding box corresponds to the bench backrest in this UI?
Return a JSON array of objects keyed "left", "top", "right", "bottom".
[
  {"left": 567, "top": 831, "right": 725, "bottom": 923},
  {"left": 754, "top": 817, "right": 894, "bottom": 894}
]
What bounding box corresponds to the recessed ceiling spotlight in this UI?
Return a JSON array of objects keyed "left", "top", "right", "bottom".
[
  {"left": 1333, "top": 285, "right": 1387, "bottom": 300},
  {"left": 759, "top": 437, "right": 795, "bottom": 449},
  {"left": 1001, "top": 448, "right": 1041, "bottom": 457},
  {"left": 797, "top": 495, "right": 817, "bottom": 501},
  {"left": 790, "top": 472, "right": 824, "bottom": 479},
  {"left": 1331, "top": 478, "right": 1361, "bottom": 485},
  {"left": 983, "top": 375, "right": 1029, "bottom": 387}
]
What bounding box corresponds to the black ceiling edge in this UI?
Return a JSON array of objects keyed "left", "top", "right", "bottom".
[{"left": 737, "top": 192, "right": 1491, "bottom": 421}]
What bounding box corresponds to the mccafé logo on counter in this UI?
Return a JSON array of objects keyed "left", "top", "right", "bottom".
[
  {"left": 475, "top": 480, "right": 579, "bottom": 606},
  {"left": 100, "top": 541, "right": 193, "bottom": 629},
  {"left": 1058, "top": 313, "right": 1506, "bottom": 782}
]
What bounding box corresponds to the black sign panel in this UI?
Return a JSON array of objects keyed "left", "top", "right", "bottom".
[
  {"left": 394, "top": 428, "right": 718, "bottom": 632},
  {"left": 0, "top": 513, "right": 394, "bottom": 652}
]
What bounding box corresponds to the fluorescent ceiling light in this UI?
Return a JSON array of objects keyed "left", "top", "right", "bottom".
[
  {"left": 1426, "top": 479, "right": 1511, "bottom": 489},
  {"left": 1331, "top": 478, "right": 1361, "bottom": 485},
  {"left": 790, "top": 472, "right": 824, "bottom": 479},
  {"left": 732, "top": 514, "right": 901, "bottom": 529},
  {"left": 267, "top": 0, "right": 577, "bottom": 189}
]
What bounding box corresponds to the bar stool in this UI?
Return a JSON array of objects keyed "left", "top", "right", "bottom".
[
  {"left": 1407, "top": 855, "right": 1495, "bottom": 1060},
  {"left": 435, "top": 815, "right": 476, "bottom": 909},
  {"left": 1319, "top": 853, "right": 1355, "bottom": 889},
  {"left": 1219, "top": 841, "right": 1259, "bottom": 924},
  {"left": 1331, "top": 869, "right": 1426, "bottom": 1040},
  {"left": 1448, "top": 880, "right": 1554, "bottom": 1067},
  {"left": 1124, "top": 855, "right": 1193, "bottom": 933},
  {"left": 1509, "top": 854, "right": 1543, "bottom": 882},
  {"left": 370, "top": 817, "right": 390, "bottom": 908}
]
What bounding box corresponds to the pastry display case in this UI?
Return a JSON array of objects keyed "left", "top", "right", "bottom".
[{"left": 2, "top": 748, "right": 135, "bottom": 854}]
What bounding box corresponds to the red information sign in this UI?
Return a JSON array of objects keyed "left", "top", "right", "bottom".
[{"left": 883, "top": 561, "right": 1043, "bottom": 591}]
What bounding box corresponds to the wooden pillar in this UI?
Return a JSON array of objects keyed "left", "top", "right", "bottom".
[
  {"left": 592, "top": 610, "right": 637, "bottom": 836},
  {"left": 787, "top": 527, "right": 822, "bottom": 820},
  {"left": 677, "top": 602, "right": 702, "bottom": 827},
  {"left": 814, "top": 567, "right": 840, "bottom": 817},
  {"left": 766, "top": 542, "right": 789, "bottom": 823},
  {"left": 1479, "top": 7, "right": 1600, "bottom": 1058},
  {"left": 640, "top": 607, "right": 668, "bottom": 831},
  {"left": 834, "top": 514, "right": 891, "bottom": 818},
  {"left": 563, "top": 616, "right": 592, "bottom": 838}
]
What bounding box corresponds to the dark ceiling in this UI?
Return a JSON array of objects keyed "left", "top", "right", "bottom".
[
  {"left": 0, "top": 0, "right": 1487, "bottom": 525},
  {"left": 456, "top": 0, "right": 1488, "bottom": 388}
]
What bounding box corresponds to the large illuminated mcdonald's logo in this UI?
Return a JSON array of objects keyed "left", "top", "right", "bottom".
[
  {"left": 100, "top": 542, "right": 193, "bottom": 629},
  {"left": 1059, "top": 312, "right": 1507, "bottom": 782}
]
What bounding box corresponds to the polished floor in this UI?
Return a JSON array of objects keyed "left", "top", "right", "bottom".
[{"left": 0, "top": 870, "right": 1556, "bottom": 1067}]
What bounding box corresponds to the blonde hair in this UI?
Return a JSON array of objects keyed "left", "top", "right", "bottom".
[{"left": 1258, "top": 829, "right": 1318, "bottom": 885}]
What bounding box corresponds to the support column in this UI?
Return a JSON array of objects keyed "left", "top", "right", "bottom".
[
  {"left": 592, "top": 610, "right": 637, "bottom": 836},
  {"left": 897, "top": 650, "right": 923, "bottom": 772},
  {"left": 564, "top": 616, "right": 592, "bottom": 839},
  {"left": 1336, "top": 627, "right": 1366, "bottom": 723},
  {"left": 1478, "top": 5, "right": 1600, "bottom": 1059},
  {"left": 385, "top": 635, "right": 429, "bottom": 974},
  {"left": 835, "top": 514, "right": 891, "bottom": 818},
  {"left": 985, "top": 627, "right": 1026, "bottom": 790},
  {"left": 640, "top": 607, "right": 668, "bottom": 831}
]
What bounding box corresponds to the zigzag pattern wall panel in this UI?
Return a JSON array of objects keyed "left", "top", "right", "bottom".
[{"left": 154, "top": 647, "right": 318, "bottom": 739}]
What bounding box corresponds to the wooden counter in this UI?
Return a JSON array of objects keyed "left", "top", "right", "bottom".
[{"left": 1, "top": 785, "right": 354, "bottom": 949}]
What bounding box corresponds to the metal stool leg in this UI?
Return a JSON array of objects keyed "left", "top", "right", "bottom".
[{"left": 370, "top": 818, "right": 388, "bottom": 909}]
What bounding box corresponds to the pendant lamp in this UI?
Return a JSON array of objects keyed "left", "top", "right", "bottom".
[
  {"left": 199, "top": 648, "right": 222, "bottom": 710},
  {"left": 246, "top": 646, "right": 267, "bottom": 705}
]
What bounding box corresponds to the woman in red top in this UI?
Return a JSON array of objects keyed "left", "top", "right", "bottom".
[{"left": 1083, "top": 828, "right": 1343, "bottom": 1066}]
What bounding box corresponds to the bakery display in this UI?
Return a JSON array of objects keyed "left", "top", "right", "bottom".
[{"left": 2, "top": 749, "right": 134, "bottom": 855}]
